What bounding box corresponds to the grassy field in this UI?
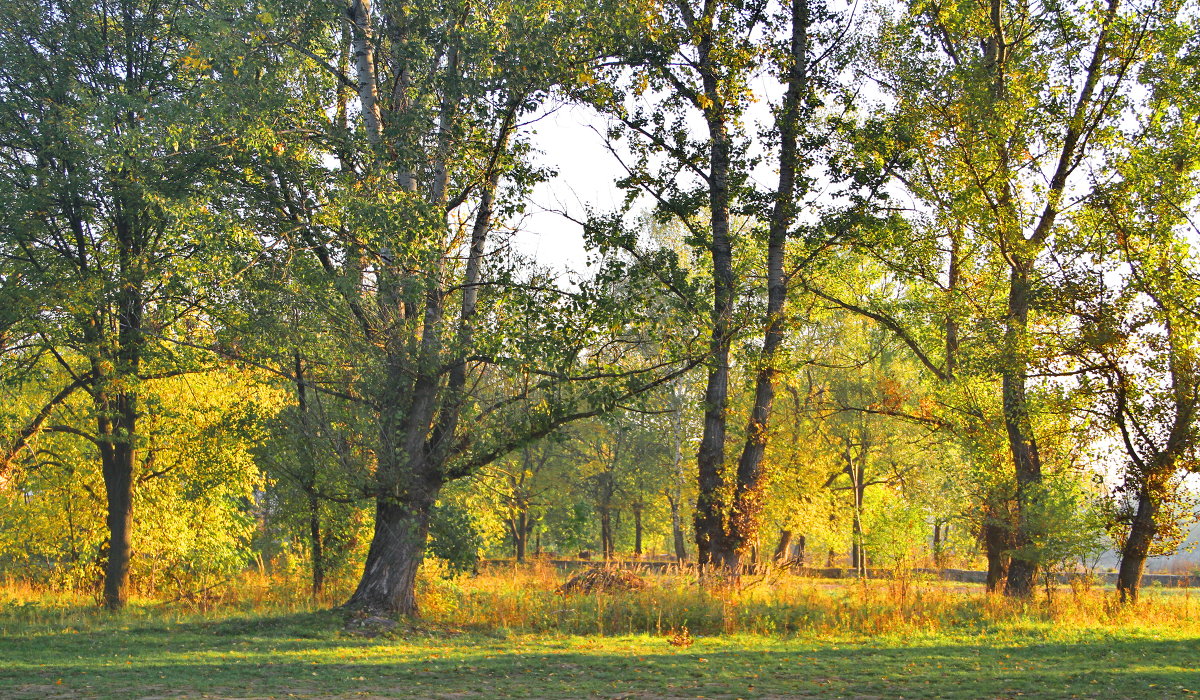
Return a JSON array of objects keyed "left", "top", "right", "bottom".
[{"left": 2, "top": 570, "right": 1199, "bottom": 699}]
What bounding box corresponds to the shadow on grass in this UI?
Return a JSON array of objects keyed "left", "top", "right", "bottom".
[{"left": 0, "top": 612, "right": 1197, "bottom": 699}]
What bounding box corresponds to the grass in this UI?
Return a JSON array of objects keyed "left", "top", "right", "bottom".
[{"left": 1, "top": 567, "right": 1199, "bottom": 698}]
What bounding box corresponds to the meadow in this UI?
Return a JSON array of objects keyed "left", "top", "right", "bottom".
[{"left": 2, "top": 565, "right": 1198, "bottom": 699}]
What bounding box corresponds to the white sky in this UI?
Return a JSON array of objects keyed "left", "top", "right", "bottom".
[{"left": 512, "top": 103, "right": 625, "bottom": 274}]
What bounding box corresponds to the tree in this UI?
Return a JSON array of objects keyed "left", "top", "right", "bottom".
[
  {"left": 590, "top": 0, "right": 853, "bottom": 576},
  {"left": 844, "top": 0, "right": 1180, "bottom": 596},
  {"left": 0, "top": 0, "right": 257, "bottom": 608},
  {"left": 1071, "top": 25, "right": 1200, "bottom": 599},
  {"left": 237, "top": 0, "right": 697, "bottom": 614}
]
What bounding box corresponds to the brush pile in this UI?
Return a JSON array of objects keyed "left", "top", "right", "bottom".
[{"left": 556, "top": 567, "right": 647, "bottom": 595}]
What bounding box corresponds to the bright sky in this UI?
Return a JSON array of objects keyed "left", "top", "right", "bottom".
[{"left": 513, "top": 102, "right": 625, "bottom": 274}]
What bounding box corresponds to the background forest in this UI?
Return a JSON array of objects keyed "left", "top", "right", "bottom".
[{"left": 2, "top": 0, "right": 1199, "bottom": 620}]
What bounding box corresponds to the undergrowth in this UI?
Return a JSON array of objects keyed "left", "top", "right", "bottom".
[
  {"left": 416, "top": 561, "right": 1200, "bottom": 638},
  {"left": 3, "top": 561, "right": 1198, "bottom": 640}
]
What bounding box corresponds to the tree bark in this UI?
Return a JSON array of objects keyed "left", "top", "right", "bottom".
[
  {"left": 982, "top": 504, "right": 1011, "bottom": 593},
  {"left": 600, "top": 508, "right": 614, "bottom": 561},
  {"left": 511, "top": 509, "right": 528, "bottom": 563},
  {"left": 347, "top": 494, "right": 435, "bottom": 615},
  {"left": 1002, "top": 264, "right": 1042, "bottom": 598},
  {"left": 773, "top": 529, "right": 793, "bottom": 565},
  {"left": 695, "top": 0, "right": 808, "bottom": 576},
  {"left": 669, "top": 493, "right": 688, "bottom": 561},
  {"left": 309, "top": 490, "right": 325, "bottom": 596},
  {"left": 1117, "top": 483, "right": 1159, "bottom": 603},
  {"left": 100, "top": 424, "right": 135, "bottom": 610},
  {"left": 633, "top": 506, "right": 643, "bottom": 556}
]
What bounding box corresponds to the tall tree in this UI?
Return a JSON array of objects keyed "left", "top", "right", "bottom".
[
  {"left": 240, "top": 0, "right": 696, "bottom": 615},
  {"left": 842, "top": 0, "right": 1178, "bottom": 595},
  {"left": 1072, "top": 23, "right": 1200, "bottom": 599},
  {"left": 592, "top": 0, "right": 848, "bottom": 575},
  {"left": 0, "top": 0, "right": 252, "bottom": 608}
]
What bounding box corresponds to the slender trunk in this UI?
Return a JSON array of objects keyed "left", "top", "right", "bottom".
[
  {"left": 1002, "top": 264, "right": 1042, "bottom": 597},
  {"left": 1117, "top": 484, "right": 1159, "bottom": 603},
  {"left": 669, "top": 494, "right": 687, "bottom": 561},
  {"left": 309, "top": 490, "right": 325, "bottom": 596},
  {"left": 633, "top": 506, "right": 643, "bottom": 556},
  {"left": 600, "top": 509, "right": 613, "bottom": 561},
  {"left": 851, "top": 457, "right": 865, "bottom": 576},
  {"left": 795, "top": 534, "right": 807, "bottom": 567},
  {"left": 725, "top": 0, "right": 808, "bottom": 572},
  {"left": 946, "top": 228, "right": 960, "bottom": 379},
  {"left": 669, "top": 386, "right": 688, "bottom": 562},
  {"left": 513, "top": 510, "right": 528, "bottom": 563},
  {"left": 347, "top": 0, "right": 382, "bottom": 148},
  {"left": 294, "top": 353, "right": 325, "bottom": 597}
]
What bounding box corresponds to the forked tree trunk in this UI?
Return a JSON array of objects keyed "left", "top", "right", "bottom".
[
  {"left": 600, "top": 509, "right": 614, "bottom": 561},
  {"left": 695, "top": 0, "right": 808, "bottom": 576}
]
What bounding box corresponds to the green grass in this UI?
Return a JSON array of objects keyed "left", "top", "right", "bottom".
[{"left": 1, "top": 605, "right": 1199, "bottom": 699}]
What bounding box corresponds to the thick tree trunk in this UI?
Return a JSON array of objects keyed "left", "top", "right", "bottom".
[
  {"left": 692, "top": 35, "right": 736, "bottom": 574},
  {"left": 100, "top": 424, "right": 135, "bottom": 610},
  {"left": 346, "top": 495, "right": 435, "bottom": 615},
  {"left": 99, "top": 200, "right": 144, "bottom": 611},
  {"left": 1117, "top": 484, "right": 1158, "bottom": 603},
  {"left": 773, "top": 529, "right": 793, "bottom": 565},
  {"left": 983, "top": 510, "right": 1011, "bottom": 593}
]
